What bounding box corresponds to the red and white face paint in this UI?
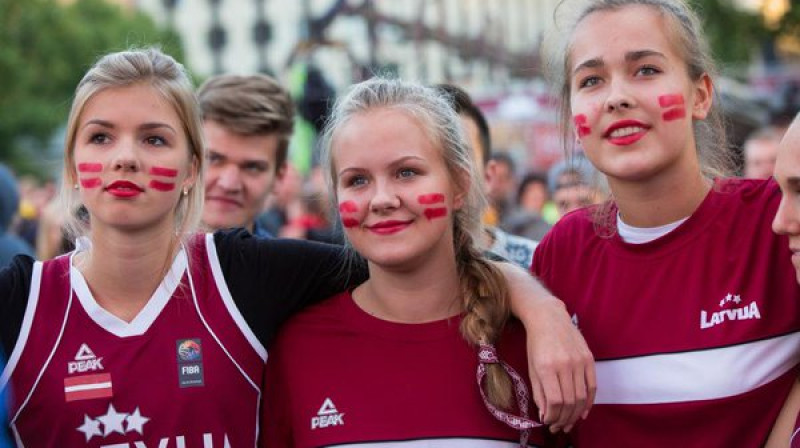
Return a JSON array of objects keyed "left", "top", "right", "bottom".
[
  {"left": 148, "top": 166, "right": 178, "bottom": 192},
  {"left": 418, "top": 193, "right": 448, "bottom": 220},
  {"left": 77, "top": 163, "right": 104, "bottom": 189},
  {"left": 658, "top": 94, "right": 686, "bottom": 121},
  {"left": 338, "top": 200, "right": 360, "bottom": 228},
  {"left": 574, "top": 114, "right": 592, "bottom": 138}
]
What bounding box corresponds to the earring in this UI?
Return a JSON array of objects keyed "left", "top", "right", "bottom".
[
  {"left": 74, "top": 183, "right": 79, "bottom": 190},
  {"left": 182, "top": 187, "right": 189, "bottom": 196}
]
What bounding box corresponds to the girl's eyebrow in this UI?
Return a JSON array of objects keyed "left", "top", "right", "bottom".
[
  {"left": 625, "top": 49, "right": 666, "bottom": 62},
  {"left": 81, "top": 119, "right": 176, "bottom": 134},
  {"left": 573, "top": 49, "right": 666, "bottom": 76}
]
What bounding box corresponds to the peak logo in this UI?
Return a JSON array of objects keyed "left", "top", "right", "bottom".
[
  {"left": 311, "top": 398, "right": 345, "bottom": 430},
  {"left": 68, "top": 343, "right": 104, "bottom": 374},
  {"left": 700, "top": 293, "right": 761, "bottom": 330}
]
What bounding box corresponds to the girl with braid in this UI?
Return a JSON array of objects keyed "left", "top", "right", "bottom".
[{"left": 262, "top": 78, "right": 555, "bottom": 447}]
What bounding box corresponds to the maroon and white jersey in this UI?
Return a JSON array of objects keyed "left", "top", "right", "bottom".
[
  {"left": 262, "top": 291, "right": 554, "bottom": 448},
  {"left": 532, "top": 178, "right": 800, "bottom": 447},
  {"left": 0, "top": 234, "right": 265, "bottom": 447}
]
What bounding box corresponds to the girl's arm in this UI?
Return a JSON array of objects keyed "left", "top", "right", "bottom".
[
  {"left": 498, "top": 262, "right": 596, "bottom": 434},
  {"left": 0, "top": 255, "right": 36, "bottom": 361},
  {"left": 214, "top": 230, "right": 365, "bottom": 348},
  {"left": 766, "top": 376, "right": 800, "bottom": 448}
]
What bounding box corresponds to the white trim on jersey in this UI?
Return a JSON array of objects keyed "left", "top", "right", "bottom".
[
  {"left": 184, "top": 260, "right": 261, "bottom": 446},
  {"left": 10, "top": 256, "right": 75, "bottom": 435},
  {"left": 595, "top": 332, "right": 800, "bottom": 404},
  {"left": 204, "top": 233, "right": 268, "bottom": 362},
  {"left": 0, "top": 261, "right": 44, "bottom": 391},
  {"left": 321, "top": 439, "right": 530, "bottom": 447},
  {"left": 70, "top": 247, "right": 187, "bottom": 337}
]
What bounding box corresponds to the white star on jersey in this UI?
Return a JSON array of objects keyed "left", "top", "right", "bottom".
[
  {"left": 97, "top": 404, "right": 128, "bottom": 436},
  {"left": 125, "top": 407, "right": 150, "bottom": 435},
  {"left": 76, "top": 414, "right": 102, "bottom": 442}
]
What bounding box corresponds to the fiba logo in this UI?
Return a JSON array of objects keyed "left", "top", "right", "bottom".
[{"left": 177, "top": 339, "right": 202, "bottom": 362}]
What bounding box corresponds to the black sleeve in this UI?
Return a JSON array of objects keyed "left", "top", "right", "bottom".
[
  {"left": 213, "top": 229, "right": 368, "bottom": 348},
  {"left": 0, "top": 255, "right": 35, "bottom": 362}
]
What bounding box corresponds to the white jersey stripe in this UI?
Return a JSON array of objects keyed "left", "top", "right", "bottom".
[
  {"left": 64, "top": 382, "right": 112, "bottom": 393},
  {"left": 325, "top": 439, "right": 529, "bottom": 447},
  {"left": 595, "top": 331, "right": 800, "bottom": 404},
  {"left": 0, "top": 261, "right": 43, "bottom": 391},
  {"left": 204, "top": 233, "right": 268, "bottom": 362}
]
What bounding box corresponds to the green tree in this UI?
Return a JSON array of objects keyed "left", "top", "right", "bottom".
[
  {"left": 0, "top": 0, "right": 186, "bottom": 178},
  {"left": 690, "top": 0, "right": 767, "bottom": 68}
]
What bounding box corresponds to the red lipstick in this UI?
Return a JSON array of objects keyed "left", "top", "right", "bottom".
[
  {"left": 366, "top": 220, "right": 411, "bottom": 235},
  {"left": 603, "top": 120, "right": 650, "bottom": 146},
  {"left": 106, "top": 180, "right": 144, "bottom": 198}
]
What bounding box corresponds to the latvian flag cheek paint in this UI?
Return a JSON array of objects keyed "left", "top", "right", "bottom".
[
  {"left": 149, "top": 166, "right": 177, "bottom": 192},
  {"left": 658, "top": 94, "right": 686, "bottom": 121},
  {"left": 64, "top": 373, "right": 113, "bottom": 402},
  {"left": 573, "top": 114, "right": 591, "bottom": 138},
  {"left": 338, "top": 201, "right": 360, "bottom": 228}
]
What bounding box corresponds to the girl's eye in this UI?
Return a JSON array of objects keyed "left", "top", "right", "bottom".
[
  {"left": 145, "top": 136, "right": 167, "bottom": 146},
  {"left": 346, "top": 175, "right": 368, "bottom": 187},
  {"left": 637, "top": 65, "right": 661, "bottom": 76},
  {"left": 578, "top": 76, "right": 601, "bottom": 89},
  {"left": 90, "top": 133, "right": 110, "bottom": 144},
  {"left": 398, "top": 168, "right": 417, "bottom": 179}
]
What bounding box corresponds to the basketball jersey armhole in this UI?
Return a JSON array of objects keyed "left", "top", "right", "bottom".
[
  {"left": 0, "top": 261, "right": 43, "bottom": 390},
  {"left": 204, "top": 233, "right": 268, "bottom": 362}
]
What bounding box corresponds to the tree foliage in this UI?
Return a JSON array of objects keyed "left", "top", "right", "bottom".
[
  {"left": 0, "top": 0, "right": 185, "bottom": 178},
  {"left": 689, "top": 0, "right": 767, "bottom": 67}
]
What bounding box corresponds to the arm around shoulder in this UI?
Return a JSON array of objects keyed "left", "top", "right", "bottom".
[{"left": 495, "top": 261, "right": 596, "bottom": 434}]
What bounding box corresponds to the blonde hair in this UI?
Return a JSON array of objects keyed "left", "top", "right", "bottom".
[
  {"left": 60, "top": 48, "right": 204, "bottom": 242},
  {"left": 544, "top": 0, "right": 734, "bottom": 180},
  {"left": 321, "top": 77, "right": 515, "bottom": 409}
]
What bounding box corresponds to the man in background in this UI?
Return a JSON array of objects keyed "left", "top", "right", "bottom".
[
  {"left": 197, "top": 74, "right": 295, "bottom": 236},
  {"left": 743, "top": 125, "right": 784, "bottom": 179}
]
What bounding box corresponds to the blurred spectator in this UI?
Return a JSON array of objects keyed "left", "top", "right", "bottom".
[
  {"left": 485, "top": 152, "right": 517, "bottom": 226},
  {"left": 36, "top": 199, "right": 76, "bottom": 260},
  {"left": 13, "top": 176, "right": 56, "bottom": 249},
  {"left": 548, "top": 154, "right": 605, "bottom": 219},
  {"left": 743, "top": 125, "right": 785, "bottom": 179},
  {"left": 0, "top": 164, "right": 35, "bottom": 267},
  {"left": 197, "top": 74, "right": 294, "bottom": 236},
  {"left": 502, "top": 172, "right": 552, "bottom": 241},
  {"left": 435, "top": 83, "right": 538, "bottom": 269},
  {"left": 259, "top": 163, "right": 303, "bottom": 235}
]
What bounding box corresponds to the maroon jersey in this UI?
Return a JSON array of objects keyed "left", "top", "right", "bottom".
[
  {"left": 1, "top": 234, "right": 265, "bottom": 447},
  {"left": 263, "top": 291, "right": 552, "bottom": 447},
  {"left": 532, "top": 178, "right": 800, "bottom": 447}
]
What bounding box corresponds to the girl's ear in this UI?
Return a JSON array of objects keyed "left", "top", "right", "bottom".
[
  {"left": 182, "top": 155, "right": 200, "bottom": 192},
  {"left": 452, "top": 169, "right": 471, "bottom": 211},
  {"left": 691, "top": 73, "right": 713, "bottom": 120}
]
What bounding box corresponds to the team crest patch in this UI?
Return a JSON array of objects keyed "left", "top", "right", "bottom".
[{"left": 176, "top": 338, "right": 204, "bottom": 388}]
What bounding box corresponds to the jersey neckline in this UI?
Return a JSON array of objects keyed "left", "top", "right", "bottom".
[{"left": 69, "top": 244, "right": 188, "bottom": 338}]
